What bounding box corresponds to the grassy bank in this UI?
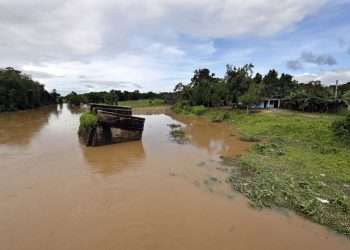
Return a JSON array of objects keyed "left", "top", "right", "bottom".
[
  {"left": 118, "top": 99, "right": 165, "bottom": 108},
  {"left": 173, "top": 104, "right": 350, "bottom": 236}
]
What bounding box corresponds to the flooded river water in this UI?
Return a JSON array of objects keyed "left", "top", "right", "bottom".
[{"left": 0, "top": 104, "right": 349, "bottom": 250}]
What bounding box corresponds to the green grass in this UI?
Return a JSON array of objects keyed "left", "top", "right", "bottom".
[
  {"left": 173, "top": 104, "right": 350, "bottom": 236},
  {"left": 172, "top": 102, "right": 208, "bottom": 116},
  {"left": 79, "top": 112, "right": 97, "bottom": 130},
  {"left": 118, "top": 99, "right": 165, "bottom": 108}
]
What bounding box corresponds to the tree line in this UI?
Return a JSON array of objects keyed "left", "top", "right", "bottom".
[
  {"left": 64, "top": 90, "right": 172, "bottom": 106},
  {"left": 174, "top": 64, "right": 350, "bottom": 113},
  {"left": 2, "top": 65, "right": 349, "bottom": 114},
  {"left": 0, "top": 67, "right": 59, "bottom": 112}
]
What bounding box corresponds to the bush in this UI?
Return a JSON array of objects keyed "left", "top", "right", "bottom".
[
  {"left": 79, "top": 112, "right": 97, "bottom": 130},
  {"left": 190, "top": 105, "right": 208, "bottom": 115},
  {"left": 332, "top": 114, "right": 350, "bottom": 143},
  {"left": 172, "top": 101, "right": 189, "bottom": 113}
]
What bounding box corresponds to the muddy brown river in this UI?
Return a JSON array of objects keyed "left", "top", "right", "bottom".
[{"left": 0, "top": 104, "right": 349, "bottom": 250}]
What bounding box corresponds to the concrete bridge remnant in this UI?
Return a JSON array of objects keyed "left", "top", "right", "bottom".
[{"left": 79, "top": 104, "right": 145, "bottom": 146}]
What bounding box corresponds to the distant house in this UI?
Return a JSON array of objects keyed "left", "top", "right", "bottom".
[{"left": 255, "top": 98, "right": 281, "bottom": 109}]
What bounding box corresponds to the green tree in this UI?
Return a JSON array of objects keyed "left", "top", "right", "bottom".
[
  {"left": 0, "top": 67, "right": 57, "bottom": 112},
  {"left": 342, "top": 90, "right": 350, "bottom": 110},
  {"left": 262, "top": 69, "right": 279, "bottom": 98},
  {"left": 239, "top": 83, "right": 262, "bottom": 113},
  {"left": 225, "top": 64, "right": 254, "bottom": 104}
]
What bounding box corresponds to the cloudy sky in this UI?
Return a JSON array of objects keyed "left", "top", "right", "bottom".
[{"left": 1, "top": 0, "right": 350, "bottom": 94}]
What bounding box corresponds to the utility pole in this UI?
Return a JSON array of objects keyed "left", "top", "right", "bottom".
[{"left": 335, "top": 80, "right": 338, "bottom": 101}]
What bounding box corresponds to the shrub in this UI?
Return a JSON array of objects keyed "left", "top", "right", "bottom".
[
  {"left": 79, "top": 112, "right": 97, "bottom": 130},
  {"left": 332, "top": 114, "right": 350, "bottom": 143},
  {"left": 190, "top": 105, "right": 208, "bottom": 115},
  {"left": 172, "top": 101, "right": 189, "bottom": 113}
]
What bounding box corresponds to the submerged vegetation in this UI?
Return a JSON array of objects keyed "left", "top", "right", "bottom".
[
  {"left": 173, "top": 104, "right": 350, "bottom": 236},
  {"left": 168, "top": 124, "right": 189, "bottom": 144}
]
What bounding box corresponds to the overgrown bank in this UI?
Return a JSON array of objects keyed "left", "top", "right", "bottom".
[
  {"left": 118, "top": 98, "right": 165, "bottom": 108},
  {"left": 173, "top": 104, "right": 350, "bottom": 236}
]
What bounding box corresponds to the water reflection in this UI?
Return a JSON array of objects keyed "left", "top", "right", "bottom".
[
  {"left": 81, "top": 141, "right": 145, "bottom": 175},
  {"left": 0, "top": 105, "right": 60, "bottom": 145},
  {"left": 66, "top": 104, "right": 84, "bottom": 114}
]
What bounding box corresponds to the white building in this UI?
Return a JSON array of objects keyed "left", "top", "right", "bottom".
[{"left": 255, "top": 98, "right": 281, "bottom": 109}]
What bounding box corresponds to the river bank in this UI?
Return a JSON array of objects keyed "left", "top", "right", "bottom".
[{"left": 173, "top": 105, "right": 350, "bottom": 237}]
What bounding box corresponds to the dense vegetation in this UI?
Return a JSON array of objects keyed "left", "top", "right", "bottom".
[
  {"left": 332, "top": 114, "right": 350, "bottom": 143},
  {"left": 0, "top": 67, "right": 59, "bottom": 112},
  {"left": 118, "top": 98, "right": 165, "bottom": 108},
  {"left": 173, "top": 105, "right": 350, "bottom": 236},
  {"left": 65, "top": 90, "right": 173, "bottom": 106},
  {"left": 174, "top": 64, "right": 350, "bottom": 113}
]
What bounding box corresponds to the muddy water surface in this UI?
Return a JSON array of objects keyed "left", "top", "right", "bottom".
[{"left": 0, "top": 104, "right": 349, "bottom": 250}]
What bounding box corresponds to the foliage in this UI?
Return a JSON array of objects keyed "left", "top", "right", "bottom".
[
  {"left": 332, "top": 114, "right": 350, "bottom": 143},
  {"left": 261, "top": 70, "right": 296, "bottom": 98},
  {"left": 225, "top": 64, "right": 254, "bottom": 103},
  {"left": 283, "top": 81, "right": 339, "bottom": 112},
  {"left": 220, "top": 110, "right": 350, "bottom": 236},
  {"left": 64, "top": 90, "right": 170, "bottom": 106},
  {"left": 118, "top": 98, "right": 165, "bottom": 108},
  {"left": 239, "top": 82, "right": 262, "bottom": 112},
  {"left": 172, "top": 101, "right": 190, "bottom": 113},
  {"left": 174, "top": 64, "right": 347, "bottom": 113},
  {"left": 190, "top": 105, "right": 208, "bottom": 115},
  {"left": 65, "top": 92, "right": 86, "bottom": 106},
  {"left": 79, "top": 112, "right": 97, "bottom": 130},
  {"left": 342, "top": 90, "right": 350, "bottom": 106},
  {"left": 0, "top": 67, "right": 58, "bottom": 112}
]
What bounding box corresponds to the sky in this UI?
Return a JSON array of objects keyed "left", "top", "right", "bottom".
[{"left": 0, "top": 0, "right": 350, "bottom": 95}]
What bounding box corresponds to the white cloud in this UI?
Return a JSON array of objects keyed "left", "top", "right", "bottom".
[
  {"left": 0, "top": 0, "right": 329, "bottom": 61},
  {"left": 295, "top": 69, "right": 350, "bottom": 85},
  {"left": 0, "top": 0, "right": 331, "bottom": 92},
  {"left": 21, "top": 54, "right": 193, "bottom": 94}
]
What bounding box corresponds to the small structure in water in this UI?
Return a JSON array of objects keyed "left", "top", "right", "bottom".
[{"left": 79, "top": 104, "right": 145, "bottom": 147}]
